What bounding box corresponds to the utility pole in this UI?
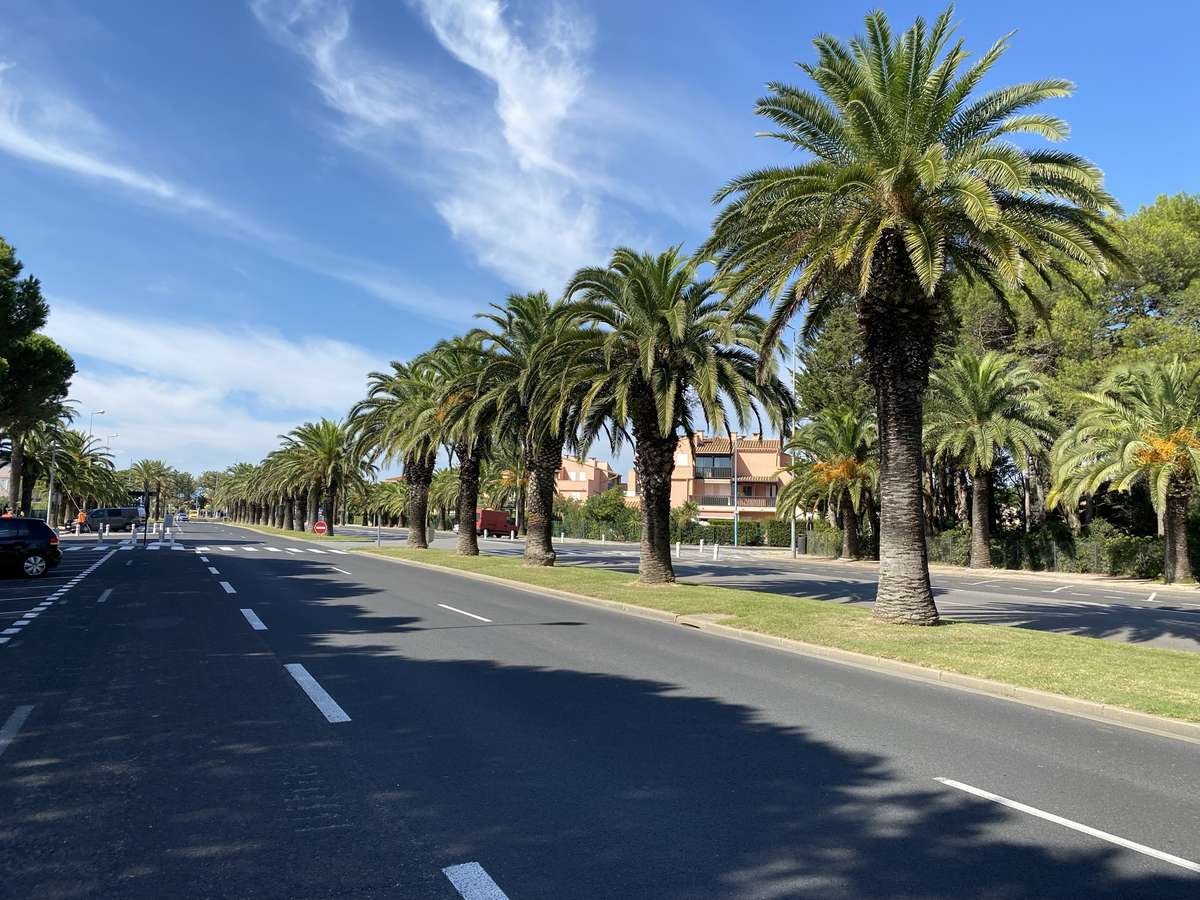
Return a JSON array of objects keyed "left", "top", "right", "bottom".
[
  {"left": 788, "top": 321, "right": 799, "bottom": 557},
  {"left": 45, "top": 444, "right": 57, "bottom": 525},
  {"left": 732, "top": 429, "right": 739, "bottom": 547}
]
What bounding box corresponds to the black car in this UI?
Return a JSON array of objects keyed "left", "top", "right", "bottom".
[{"left": 0, "top": 517, "right": 62, "bottom": 578}]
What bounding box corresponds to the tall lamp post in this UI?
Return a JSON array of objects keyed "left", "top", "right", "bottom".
[
  {"left": 88, "top": 409, "right": 106, "bottom": 436},
  {"left": 45, "top": 444, "right": 57, "bottom": 525},
  {"left": 731, "top": 429, "right": 739, "bottom": 547},
  {"left": 786, "top": 321, "right": 800, "bottom": 557}
]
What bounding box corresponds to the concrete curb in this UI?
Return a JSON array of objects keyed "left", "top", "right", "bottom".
[
  {"left": 222, "top": 522, "right": 365, "bottom": 549},
  {"left": 357, "top": 549, "right": 1200, "bottom": 746}
]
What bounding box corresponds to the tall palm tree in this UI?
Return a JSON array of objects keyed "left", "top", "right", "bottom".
[
  {"left": 129, "top": 459, "right": 171, "bottom": 518},
  {"left": 470, "top": 292, "right": 578, "bottom": 566},
  {"left": 564, "top": 247, "right": 794, "bottom": 583},
  {"left": 779, "top": 407, "right": 878, "bottom": 559},
  {"left": 1050, "top": 357, "right": 1200, "bottom": 584},
  {"left": 349, "top": 361, "right": 439, "bottom": 548},
  {"left": 277, "top": 419, "right": 359, "bottom": 536},
  {"left": 428, "top": 467, "right": 460, "bottom": 530},
  {"left": 703, "top": 8, "right": 1123, "bottom": 623},
  {"left": 925, "top": 351, "right": 1056, "bottom": 568}
]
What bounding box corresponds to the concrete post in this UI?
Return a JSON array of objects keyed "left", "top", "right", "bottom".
[{"left": 713, "top": 542, "right": 719, "bottom": 561}]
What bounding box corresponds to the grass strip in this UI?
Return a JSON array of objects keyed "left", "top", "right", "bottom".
[
  {"left": 226, "top": 523, "right": 363, "bottom": 542},
  {"left": 360, "top": 546, "right": 1200, "bottom": 724}
]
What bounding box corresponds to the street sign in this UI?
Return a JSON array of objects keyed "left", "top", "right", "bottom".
[{"left": 314, "top": 520, "right": 328, "bottom": 535}]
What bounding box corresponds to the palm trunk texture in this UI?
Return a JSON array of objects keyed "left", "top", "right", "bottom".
[
  {"left": 862, "top": 232, "right": 939, "bottom": 625},
  {"left": 1164, "top": 480, "right": 1194, "bottom": 584},
  {"left": 523, "top": 441, "right": 559, "bottom": 566},
  {"left": 455, "top": 443, "right": 482, "bottom": 556},
  {"left": 970, "top": 468, "right": 992, "bottom": 569},
  {"left": 405, "top": 453, "right": 435, "bottom": 549},
  {"left": 632, "top": 403, "right": 676, "bottom": 584}
]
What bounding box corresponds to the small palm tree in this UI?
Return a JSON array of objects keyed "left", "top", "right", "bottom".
[
  {"left": 703, "top": 7, "right": 1123, "bottom": 623},
  {"left": 564, "top": 246, "right": 794, "bottom": 583},
  {"left": 277, "top": 419, "right": 358, "bottom": 536},
  {"left": 1051, "top": 357, "right": 1200, "bottom": 584},
  {"left": 925, "top": 352, "right": 1056, "bottom": 568},
  {"left": 779, "top": 407, "right": 878, "bottom": 559}
]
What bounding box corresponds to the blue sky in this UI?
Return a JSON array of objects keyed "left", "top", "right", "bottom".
[{"left": 2, "top": 0, "right": 1197, "bottom": 474}]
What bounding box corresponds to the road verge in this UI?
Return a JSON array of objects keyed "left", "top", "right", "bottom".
[{"left": 357, "top": 547, "right": 1200, "bottom": 742}]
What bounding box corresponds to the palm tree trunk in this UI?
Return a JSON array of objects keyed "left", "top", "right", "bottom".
[
  {"left": 1164, "top": 480, "right": 1194, "bottom": 584},
  {"left": 20, "top": 470, "right": 35, "bottom": 517},
  {"left": 405, "top": 453, "right": 435, "bottom": 549},
  {"left": 841, "top": 490, "right": 861, "bottom": 559},
  {"left": 323, "top": 486, "right": 337, "bottom": 536},
  {"left": 970, "top": 468, "right": 992, "bottom": 569},
  {"left": 285, "top": 495, "right": 296, "bottom": 531},
  {"left": 305, "top": 484, "right": 320, "bottom": 531},
  {"left": 455, "top": 443, "right": 482, "bottom": 556},
  {"left": 862, "top": 234, "right": 939, "bottom": 625},
  {"left": 631, "top": 406, "right": 675, "bottom": 584},
  {"left": 523, "top": 441, "right": 559, "bottom": 566},
  {"left": 6, "top": 435, "right": 23, "bottom": 512}
]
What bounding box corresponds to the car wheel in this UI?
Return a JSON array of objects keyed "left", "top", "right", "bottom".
[{"left": 23, "top": 554, "right": 48, "bottom": 578}]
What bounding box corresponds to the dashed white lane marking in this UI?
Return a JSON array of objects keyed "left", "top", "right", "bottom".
[
  {"left": 200, "top": 556, "right": 209, "bottom": 562},
  {"left": 437, "top": 603, "right": 493, "bottom": 623},
  {"left": 125, "top": 560, "right": 133, "bottom": 567},
  {"left": 0, "top": 705, "right": 36, "bottom": 759},
  {"left": 1049, "top": 586, "right": 1067, "bottom": 593},
  {"left": 240, "top": 608, "right": 267, "bottom": 631},
  {"left": 284, "top": 664, "right": 351, "bottom": 723},
  {"left": 1148, "top": 592, "right": 1157, "bottom": 602},
  {"left": 97, "top": 589, "right": 113, "bottom": 604},
  {"left": 219, "top": 546, "right": 234, "bottom": 551},
  {"left": 305, "top": 548, "right": 327, "bottom": 554},
  {"left": 1011, "top": 586, "right": 1029, "bottom": 591},
  {"left": 934, "top": 777, "right": 1200, "bottom": 873},
  {"left": 198, "top": 546, "right": 211, "bottom": 551},
  {"left": 266, "top": 547, "right": 281, "bottom": 552},
  {"left": 1070, "top": 592, "right": 1091, "bottom": 597},
  {"left": 331, "top": 567, "right": 352, "bottom": 575},
  {"left": 966, "top": 580, "right": 994, "bottom": 586},
  {"left": 326, "top": 549, "right": 348, "bottom": 555},
  {"left": 1, "top": 549, "right": 116, "bottom": 648},
  {"left": 285, "top": 548, "right": 302, "bottom": 554},
  {"left": 219, "top": 581, "right": 237, "bottom": 594},
  {"left": 443, "top": 862, "right": 511, "bottom": 899},
  {"left": 207, "top": 566, "right": 220, "bottom": 575},
  {"left": 245, "top": 547, "right": 259, "bottom": 552}
]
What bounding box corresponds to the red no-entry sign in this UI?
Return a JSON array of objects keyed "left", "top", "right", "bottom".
[{"left": 314, "top": 520, "right": 328, "bottom": 535}]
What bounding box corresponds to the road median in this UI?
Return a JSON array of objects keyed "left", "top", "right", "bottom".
[{"left": 358, "top": 546, "right": 1200, "bottom": 739}]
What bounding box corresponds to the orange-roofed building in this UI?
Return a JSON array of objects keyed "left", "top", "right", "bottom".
[{"left": 556, "top": 457, "right": 621, "bottom": 503}]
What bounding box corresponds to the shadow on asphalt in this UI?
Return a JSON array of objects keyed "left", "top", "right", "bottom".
[{"left": 2, "top": 536, "right": 1196, "bottom": 899}]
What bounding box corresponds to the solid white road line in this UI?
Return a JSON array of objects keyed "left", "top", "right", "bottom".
[
  {"left": 240, "top": 608, "right": 267, "bottom": 631},
  {"left": 208, "top": 566, "right": 220, "bottom": 575},
  {"left": 331, "top": 567, "right": 352, "bottom": 575},
  {"left": 219, "top": 581, "right": 237, "bottom": 594},
  {"left": 284, "top": 664, "right": 351, "bottom": 723},
  {"left": 935, "top": 777, "right": 1200, "bottom": 874},
  {"left": 1049, "top": 586, "right": 1068, "bottom": 593},
  {"left": 97, "top": 589, "right": 113, "bottom": 604},
  {"left": 437, "top": 603, "right": 493, "bottom": 623},
  {"left": 0, "top": 705, "right": 35, "bottom": 759},
  {"left": 443, "top": 862, "right": 510, "bottom": 900}
]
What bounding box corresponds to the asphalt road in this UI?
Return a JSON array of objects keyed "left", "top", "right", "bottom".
[
  {"left": 2, "top": 520, "right": 1198, "bottom": 898},
  {"left": 320, "top": 522, "right": 1200, "bottom": 653}
]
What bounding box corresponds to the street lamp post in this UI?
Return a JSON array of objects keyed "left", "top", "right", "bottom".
[
  {"left": 731, "top": 429, "right": 739, "bottom": 547},
  {"left": 787, "top": 322, "right": 799, "bottom": 557},
  {"left": 88, "top": 410, "right": 106, "bottom": 436},
  {"left": 45, "top": 445, "right": 57, "bottom": 526}
]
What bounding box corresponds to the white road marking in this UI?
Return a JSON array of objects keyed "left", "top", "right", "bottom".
[
  {"left": 1070, "top": 592, "right": 1091, "bottom": 597},
  {"left": 198, "top": 546, "right": 211, "bottom": 551},
  {"left": 437, "top": 603, "right": 492, "bottom": 623},
  {"left": 0, "top": 705, "right": 35, "bottom": 759},
  {"left": 266, "top": 547, "right": 281, "bottom": 552},
  {"left": 1, "top": 628, "right": 18, "bottom": 635},
  {"left": 1011, "top": 586, "right": 1029, "bottom": 591},
  {"left": 935, "top": 777, "right": 1200, "bottom": 873},
  {"left": 200, "top": 556, "right": 209, "bottom": 562},
  {"left": 443, "top": 862, "right": 510, "bottom": 900},
  {"left": 326, "top": 549, "right": 348, "bottom": 555},
  {"left": 305, "top": 548, "right": 326, "bottom": 554},
  {"left": 967, "top": 580, "right": 994, "bottom": 586},
  {"left": 284, "top": 664, "right": 351, "bottom": 723},
  {"left": 1049, "top": 586, "right": 1068, "bottom": 593},
  {"left": 219, "top": 581, "right": 237, "bottom": 594},
  {"left": 1104, "top": 595, "right": 1124, "bottom": 600},
  {"left": 240, "top": 608, "right": 267, "bottom": 631},
  {"left": 245, "top": 547, "right": 258, "bottom": 552},
  {"left": 97, "top": 589, "right": 113, "bottom": 604},
  {"left": 219, "top": 546, "right": 234, "bottom": 551},
  {"left": 208, "top": 566, "right": 220, "bottom": 575},
  {"left": 285, "top": 548, "right": 301, "bottom": 554},
  {"left": 1148, "top": 592, "right": 1157, "bottom": 602},
  {"left": 125, "top": 560, "right": 133, "bottom": 567},
  {"left": 331, "top": 567, "right": 352, "bottom": 575}
]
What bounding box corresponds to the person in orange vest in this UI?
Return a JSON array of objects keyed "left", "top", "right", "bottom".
[
  {"left": 76, "top": 509, "right": 87, "bottom": 528},
  {"left": 0, "top": 508, "right": 13, "bottom": 518}
]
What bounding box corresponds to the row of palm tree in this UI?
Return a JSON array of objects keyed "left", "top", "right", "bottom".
[
  {"left": 218, "top": 9, "right": 1173, "bottom": 624},
  {"left": 781, "top": 350, "right": 1200, "bottom": 585}
]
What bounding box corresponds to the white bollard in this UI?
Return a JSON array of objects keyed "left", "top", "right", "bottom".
[
  {"left": 484, "top": 529, "right": 489, "bottom": 539},
  {"left": 74, "top": 523, "right": 80, "bottom": 535},
  {"left": 675, "top": 540, "right": 681, "bottom": 558},
  {"left": 560, "top": 531, "right": 565, "bottom": 541},
  {"left": 699, "top": 538, "right": 704, "bottom": 556},
  {"left": 510, "top": 529, "right": 515, "bottom": 540},
  {"left": 713, "top": 542, "right": 720, "bottom": 561},
  {"left": 602, "top": 533, "right": 606, "bottom": 544}
]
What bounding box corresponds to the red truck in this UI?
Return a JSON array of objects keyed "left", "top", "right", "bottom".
[{"left": 475, "top": 508, "right": 511, "bottom": 535}]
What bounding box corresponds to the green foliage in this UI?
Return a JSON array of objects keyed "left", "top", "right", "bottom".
[
  {"left": 779, "top": 406, "right": 877, "bottom": 517},
  {"left": 583, "top": 487, "right": 631, "bottom": 523},
  {"left": 0, "top": 238, "right": 48, "bottom": 381}
]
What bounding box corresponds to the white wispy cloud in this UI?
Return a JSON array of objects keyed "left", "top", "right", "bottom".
[
  {"left": 44, "top": 300, "right": 390, "bottom": 472},
  {"left": 0, "top": 58, "right": 477, "bottom": 323},
  {"left": 253, "top": 0, "right": 633, "bottom": 290}
]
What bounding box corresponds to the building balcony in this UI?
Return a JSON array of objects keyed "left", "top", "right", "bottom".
[
  {"left": 695, "top": 466, "right": 733, "bottom": 479},
  {"left": 697, "top": 495, "right": 776, "bottom": 509}
]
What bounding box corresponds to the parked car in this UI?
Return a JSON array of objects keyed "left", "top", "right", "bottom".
[
  {"left": 0, "top": 517, "right": 61, "bottom": 577},
  {"left": 83, "top": 507, "right": 145, "bottom": 532},
  {"left": 475, "top": 508, "right": 511, "bottom": 535}
]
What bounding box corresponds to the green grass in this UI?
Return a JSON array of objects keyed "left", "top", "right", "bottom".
[
  {"left": 359, "top": 546, "right": 1200, "bottom": 724},
  {"left": 229, "top": 523, "right": 364, "bottom": 542}
]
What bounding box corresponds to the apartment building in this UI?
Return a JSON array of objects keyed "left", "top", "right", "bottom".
[
  {"left": 625, "top": 432, "right": 792, "bottom": 521},
  {"left": 556, "top": 457, "right": 620, "bottom": 503}
]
